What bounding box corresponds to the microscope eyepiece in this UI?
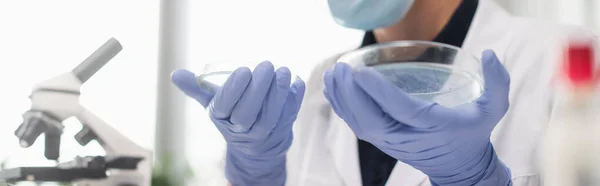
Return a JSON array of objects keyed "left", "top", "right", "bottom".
[{"left": 72, "top": 38, "right": 122, "bottom": 84}]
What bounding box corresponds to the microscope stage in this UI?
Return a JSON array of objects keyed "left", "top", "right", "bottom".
[{"left": 0, "top": 167, "right": 107, "bottom": 183}]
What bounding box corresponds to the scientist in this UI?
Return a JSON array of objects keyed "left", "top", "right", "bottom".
[{"left": 172, "top": 0, "right": 597, "bottom": 185}]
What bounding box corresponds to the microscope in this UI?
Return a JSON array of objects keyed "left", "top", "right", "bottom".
[{"left": 0, "top": 38, "right": 152, "bottom": 186}]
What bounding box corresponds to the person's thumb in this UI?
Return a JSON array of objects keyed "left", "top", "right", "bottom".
[
  {"left": 171, "top": 69, "right": 217, "bottom": 108},
  {"left": 474, "top": 50, "right": 510, "bottom": 119}
]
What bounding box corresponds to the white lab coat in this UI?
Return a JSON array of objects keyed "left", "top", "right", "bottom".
[{"left": 285, "top": 0, "right": 597, "bottom": 185}]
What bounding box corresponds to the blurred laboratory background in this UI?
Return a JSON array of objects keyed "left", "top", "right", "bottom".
[{"left": 0, "top": 0, "right": 597, "bottom": 185}]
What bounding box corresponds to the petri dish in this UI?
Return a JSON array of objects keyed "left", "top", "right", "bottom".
[
  {"left": 194, "top": 61, "right": 297, "bottom": 95},
  {"left": 338, "top": 41, "right": 484, "bottom": 107}
]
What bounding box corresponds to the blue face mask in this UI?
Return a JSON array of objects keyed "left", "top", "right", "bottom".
[{"left": 327, "top": 0, "right": 415, "bottom": 30}]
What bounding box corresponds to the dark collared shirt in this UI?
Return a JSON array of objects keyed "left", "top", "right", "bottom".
[{"left": 357, "top": 0, "right": 479, "bottom": 185}]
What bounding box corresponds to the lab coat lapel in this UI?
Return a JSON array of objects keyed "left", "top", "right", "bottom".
[
  {"left": 385, "top": 0, "right": 515, "bottom": 185},
  {"left": 385, "top": 161, "right": 428, "bottom": 186},
  {"left": 461, "top": 0, "right": 514, "bottom": 58},
  {"left": 325, "top": 114, "right": 430, "bottom": 186},
  {"left": 326, "top": 115, "right": 362, "bottom": 186},
  {"left": 460, "top": 0, "right": 514, "bottom": 142}
]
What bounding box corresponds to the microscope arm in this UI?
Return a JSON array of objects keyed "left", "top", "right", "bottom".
[
  {"left": 74, "top": 107, "right": 152, "bottom": 186},
  {"left": 75, "top": 107, "right": 146, "bottom": 156}
]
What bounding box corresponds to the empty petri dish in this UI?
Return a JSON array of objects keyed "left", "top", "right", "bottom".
[
  {"left": 338, "top": 41, "right": 484, "bottom": 107},
  {"left": 194, "top": 61, "right": 298, "bottom": 95}
]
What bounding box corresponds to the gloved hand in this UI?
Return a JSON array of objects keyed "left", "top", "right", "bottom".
[
  {"left": 172, "top": 61, "right": 306, "bottom": 186},
  {"left": 323, "top": 50, "right": 512, "bottom": 186}
]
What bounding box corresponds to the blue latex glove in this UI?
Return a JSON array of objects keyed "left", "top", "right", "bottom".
[
  {"left": 323, "top": 50, "right": 512, "bottom": 186},
  {"left": 171, "top": 61, "right": 306, "bottom": 186}
]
